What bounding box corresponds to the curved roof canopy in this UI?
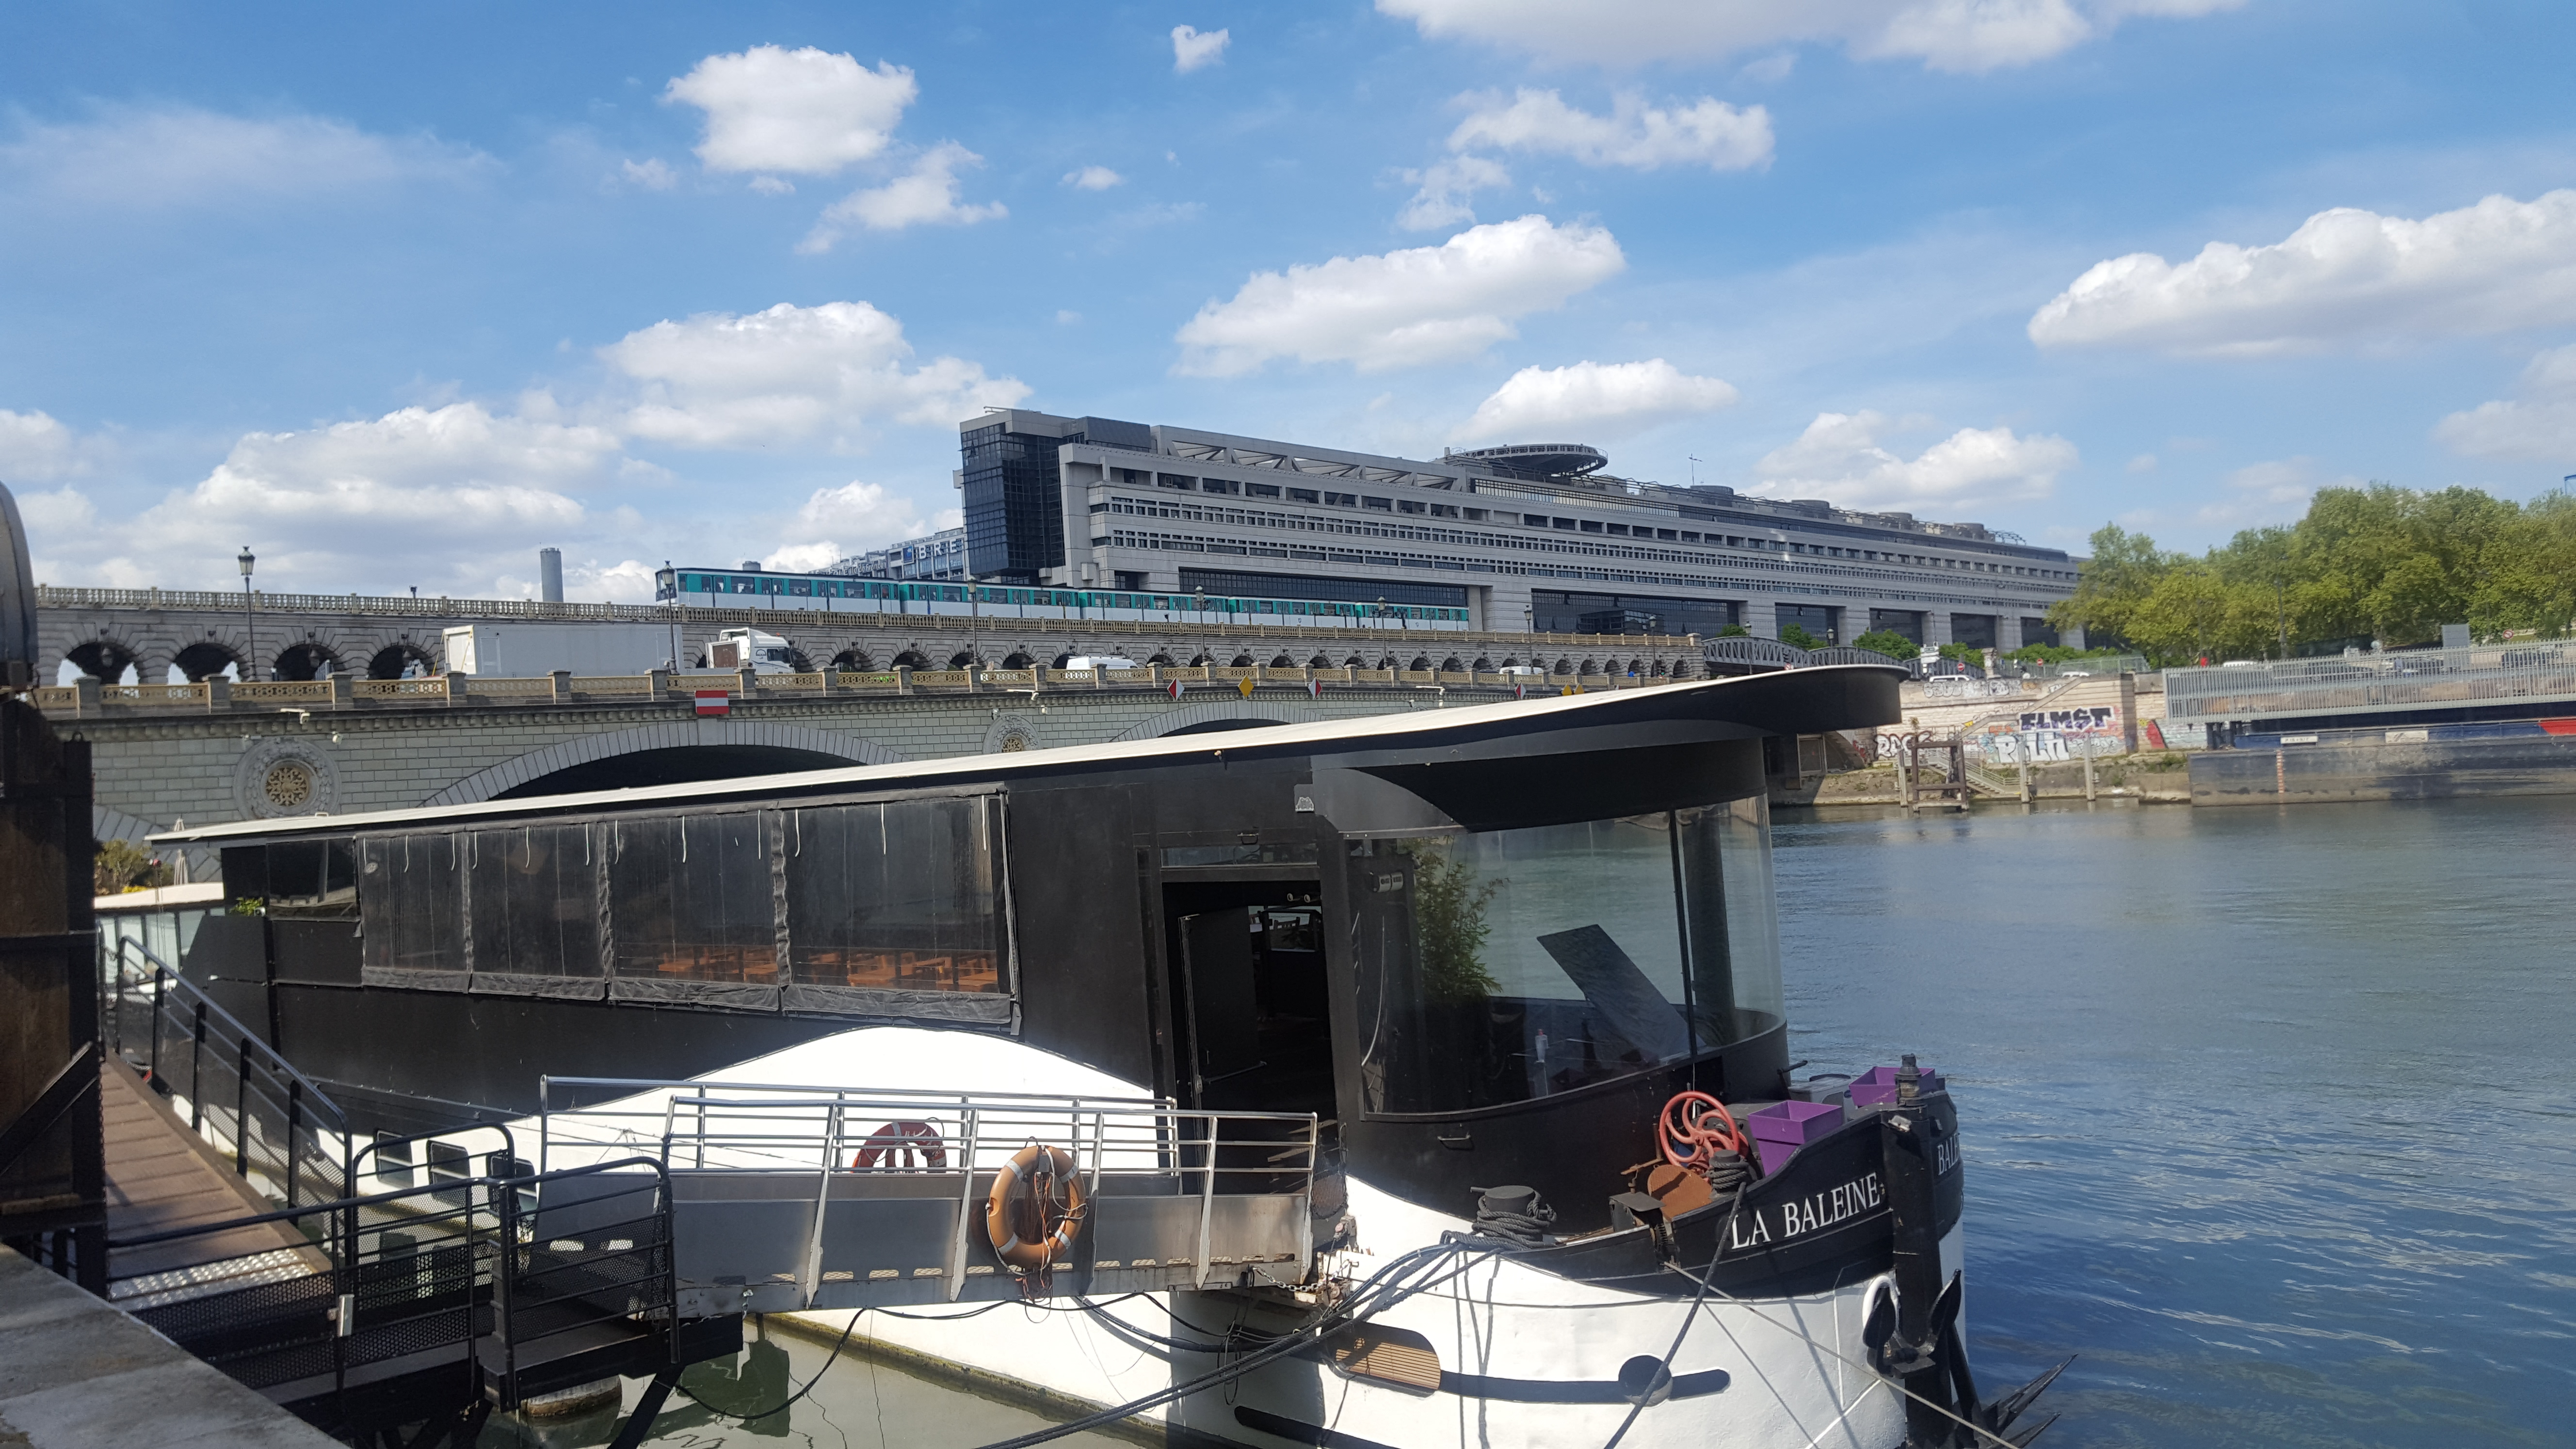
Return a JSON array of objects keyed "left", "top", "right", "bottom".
[{"left": 156, "top": 664, "right": 1902, "bottom": 846}]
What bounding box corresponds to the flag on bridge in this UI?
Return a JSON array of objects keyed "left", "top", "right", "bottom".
[
  {"left": 695, "top": 690, "right": 730, "bottom": 716},
  {"left": 1237, "top": 676, "right": 1255, "bottom": 699},
  {"left": 1166, "top": 680, "right": 1185, "bottom": 700},
  {"left": 1308, "top": 678, "right": 1321, "bottom": 699}
]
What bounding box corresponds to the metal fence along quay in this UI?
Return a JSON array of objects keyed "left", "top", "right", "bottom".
[{"left": 2163, "top": 644, "right": 2576, "bottom": 722}]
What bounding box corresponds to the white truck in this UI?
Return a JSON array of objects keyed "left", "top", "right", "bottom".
[
  {"left": 440, "top": 623, "right": 680, "bottom": 677},
  {"left": 706, "top": 628, "right": 803, "bottom": 676}
]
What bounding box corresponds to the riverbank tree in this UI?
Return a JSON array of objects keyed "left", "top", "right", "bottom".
[{"left": 2050, "top": 485, "right": 2576, "bottom": 664}]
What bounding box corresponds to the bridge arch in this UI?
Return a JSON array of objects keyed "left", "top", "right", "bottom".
[
  {"left": 424, "top": 721, "right": 909, "bottom": 807},
  {"left": 172, "top": 641, "right": 244, "bottom": 682},
  {"left": 64, "top": 637, "right": 142, "bottom": 683},
  {"left": 1107, "top": 701, "right": 1328, "bottom": 742},
  {"left": 367, "top": 642, "right": 438, "bottom": 679}
]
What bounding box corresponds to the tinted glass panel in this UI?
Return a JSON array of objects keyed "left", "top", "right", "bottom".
[
  {"left": 784, "top": 799, "right": 1003, "bottom": 995},
  {"left": 608, "top": 813, "right": 777, "bottom": 986},
  {"left": 358, "top": 834, "right": 464, "bottom": 979},
  {"left": 1352, "top": 807, "right": 1779, "bottom": 1116},
  {"left": 467, "top": 825, "right": 602, "bottom": 981}
]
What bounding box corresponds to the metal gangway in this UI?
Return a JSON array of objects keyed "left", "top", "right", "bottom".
[{"left": 539, "top": 1078, "right": 1325, "bottom": 1318}]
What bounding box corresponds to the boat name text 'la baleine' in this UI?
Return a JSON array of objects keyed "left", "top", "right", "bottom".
[{"left": 1726, "top": 1172, "right": 1887, "bottom": 1250}]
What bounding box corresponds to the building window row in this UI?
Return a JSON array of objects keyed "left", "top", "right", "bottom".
[
  {"left": 1104, "top": 472, "right": 2075, "bottom": 580},
  {"left": 1103, "top": 498, "right": 2064, "bottom": 609}
]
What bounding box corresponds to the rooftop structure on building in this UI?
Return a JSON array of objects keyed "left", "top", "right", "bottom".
[
  {"left": 956, "top": 408, "right": 2082, "bottom": 652},
  {"left": 819, "top": 526, "right": 968, "bottom": 582}
]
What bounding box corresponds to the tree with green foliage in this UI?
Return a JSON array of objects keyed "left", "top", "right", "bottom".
[
  {"left": 1778, "top": 623, "right": 1825, "bottom": 650},
  {"left": 2049, "top": 484, "right": 2576, "bottom": 665},
  {"left": 1851, "top": 628, "right": 1920, "bottom": 660},
  {"left": 94, "top": 839, "right": 172, "bottom": 896},
  {"left": 1714, "top": 623, "right": 1752, "bottom": 638}
]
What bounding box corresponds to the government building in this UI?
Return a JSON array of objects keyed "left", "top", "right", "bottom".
[{"left": 952, "top": 410, "right": 2081, "bottom": 651}]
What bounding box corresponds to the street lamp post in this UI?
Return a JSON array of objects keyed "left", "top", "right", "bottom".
[{"left": 236, "top": 547, "right": 257, "bottom": 682}]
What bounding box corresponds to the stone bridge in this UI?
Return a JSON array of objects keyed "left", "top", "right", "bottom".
[
  {"left": 35, "top": 585, "right": 1701, "bottom": 684},
  {"left": 41, "top": 662, "right": 1684, "bottom": 874}
]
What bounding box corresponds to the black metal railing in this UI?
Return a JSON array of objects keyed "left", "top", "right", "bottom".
[
  {"left": 106, "top": 1158, "right": 674, "bottom": 1424},
  {"left": 100, "top": 938, "right": 352, "bottom": 1208}
]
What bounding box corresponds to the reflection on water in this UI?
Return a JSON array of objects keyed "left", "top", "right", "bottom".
[
  {"left": 1772, "top": 796, "right": 2576, "bottom": 1449},
  {"left": 473, "top": 1317, "right": 1127, "bottom": 1449}
]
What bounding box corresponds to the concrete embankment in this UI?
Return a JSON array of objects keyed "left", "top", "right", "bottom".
[
  {"left": 2191, "top": 730, "right": 2576, "bottom": 805},
  {"left": 0, "top": 1245, "right": 343, "bottom": 1448},
  {"left": 1779, "top": 753, "right": 2194, "bottom": 807}
]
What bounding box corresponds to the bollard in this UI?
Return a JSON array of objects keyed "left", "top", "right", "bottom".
[{"left": 2082, "top": 740, "right": 2098, "bottom": 801}]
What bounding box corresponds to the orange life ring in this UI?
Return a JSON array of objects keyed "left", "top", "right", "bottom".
[
  {"left": 984, "top": 1143, "right": 1087, "bottom": 1273},
  {"left": 853, "top": 1120, "right": 947, "bottom": 1170}
]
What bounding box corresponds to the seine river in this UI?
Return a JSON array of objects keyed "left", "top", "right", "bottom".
[
  {"left": 486, "top": 795, "right": 2575, "bottom": 1447},
  {"left": 1774, "top": 795, "right": 2576, "bottom": 1448}
]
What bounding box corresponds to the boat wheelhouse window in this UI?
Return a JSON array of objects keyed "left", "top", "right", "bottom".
[
  {"left": 606, "top": 813, "right": 779, "bottom": 1008},
  {"left": 358, "top": 835, "right": 466, "bottom": 987},
  {"left": 265, "top": 839, "right": 358, "bottom": 919},
  {"left": 781, "top": 798, "right": 1008, "bottom": 1018},
  {"left": 467, "top": 825, "right": 603, "bottom": 998},
  {"left": 1352, "top": 800, "right": 1784, "bottom": 1116}
]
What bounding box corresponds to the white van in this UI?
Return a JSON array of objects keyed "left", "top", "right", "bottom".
[{"left": 1063, "top": 655, "right": 1140, "bottom": 671}]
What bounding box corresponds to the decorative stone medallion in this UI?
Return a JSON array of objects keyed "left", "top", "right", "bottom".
[
  {"left": 234, "top": 738, "right": 340, "bottom": 818},
  {"left": 982, "top": 712, "right": 1041, "bottom": 755}
]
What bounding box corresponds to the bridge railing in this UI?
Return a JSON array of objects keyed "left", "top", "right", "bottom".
[{"left": 26, "top": 662, "right": 1686, "bottom": 715}]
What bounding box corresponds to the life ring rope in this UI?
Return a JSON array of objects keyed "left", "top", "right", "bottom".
[{"left": 984, "top": 1142, "right": 1088, "bottom": 1277}]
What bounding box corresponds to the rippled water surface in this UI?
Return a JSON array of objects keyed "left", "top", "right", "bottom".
[{"left": 1771, "top": 796, "right": 2576, "bottom": 1448}]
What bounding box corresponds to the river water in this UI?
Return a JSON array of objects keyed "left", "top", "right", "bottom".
[
  {"left": 486, "top": 795, "right": 2576, "bottom": 1448},
  {"left": 1772, "top": 795, "right": 2576, "bottom": 1448}
]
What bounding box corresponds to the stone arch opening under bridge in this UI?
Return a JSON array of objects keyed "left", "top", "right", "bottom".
[{"left": 424, "top": 721, "right": 910, "bottom": 807}]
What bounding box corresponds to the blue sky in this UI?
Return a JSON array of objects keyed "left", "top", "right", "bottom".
[{"left": 8, "top": 1, "right": 2576, "bottom": 600}]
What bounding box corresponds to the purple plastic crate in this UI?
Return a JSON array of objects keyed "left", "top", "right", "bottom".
[
  {"left": 1849, "top": 1063, "right": 1943, "bottom": 1107},
  {"left": 1746, "top": 1100, "right": 1843, "bottom": 1174}
]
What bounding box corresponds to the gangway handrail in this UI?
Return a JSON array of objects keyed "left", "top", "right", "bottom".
[
  {"left": 106, "top": 938, "right": 349, "bottom": 1124},
  {"left": 103, "top": 937, "right": 352, "bottom": 1207}
]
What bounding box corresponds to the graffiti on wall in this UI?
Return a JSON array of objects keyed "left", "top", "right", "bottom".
[
  {"left": 2018, "top": 706, "right": 2117, "bottom": 734},
  {"left": 1968, "top": 705, "right": 2125, "bottom": 764}
]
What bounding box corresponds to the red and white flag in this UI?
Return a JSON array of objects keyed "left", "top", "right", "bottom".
[
  {"left": 694, "top": 690, "right": 730, "bottom": 716},
  {"left": 1307, "top": 678, "right": 1321, "bottom": 699},
  {"left": 1166, "top": 680, "right": 1185, "bottom": 700}
]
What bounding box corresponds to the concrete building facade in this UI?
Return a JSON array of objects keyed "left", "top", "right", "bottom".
[{"left": 958, "top": 410, "right": 2083, "bottom": 651}]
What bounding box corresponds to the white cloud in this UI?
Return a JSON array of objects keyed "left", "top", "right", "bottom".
[
  {"left": 1174, "top": 215, "right": 1626, "bottom": 376},
  {"left": 1172, "top": 25, "right": 1231, "bottom": 72},
  {"left": 1376, "top": 0, "right": 2242, "bottom": 74},
  {"left": 602, "top": 300, "right": 1029, "bottom": 449},
  {"left": 0, "top": 104, "right": 485, "bottom": 209},
  {"left": 1453, "top": 359, "right": 1737, "bottom": 442},
  {"left": 1449, "top": 90, "right": 1773, "bottom": 171},
  {"left": 1752, "top": 410, "right": 2076, "bottom": 512},
  {"left": 1398, "top": 156, "right": 1512, "bottom": 231},
  {"left": 800, "top": 144, "right": 1006, "bottom": 249},
  {"left": 31, "top": 402, "right": 629, "bottom": 594},
  {"left": 0, "top": 409, "right": 82, "bottom": 480},
  {"left": 621, "top": 158, "right": 677, "bottom": 190},
  {"left": 664, "top": 46, "right": 918, "bottom": 176},
  {"left": 2126, "top": 452, "right": 2157, "bottom": 473},
  {"left": 749, "top": 175, "right": 796, "bottom": 195},
  {"left": 1063, "top": 165, "right": 1125, "bottom": 191},
  {"left": 2433, "top": 344, "right": 2576, "bottom": 461},
  {"left": 2031, "top": 190, "right": 2576, "bottom": 355},
  {"left": 1739, "top": 52, "right": 1796, "bottom": 83},
  {"left": 763, "top": 481, "right": 958, "bottom": 572},
  {"left": 2196, "top": 457, "right": 2340, "bottom": 527}
]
